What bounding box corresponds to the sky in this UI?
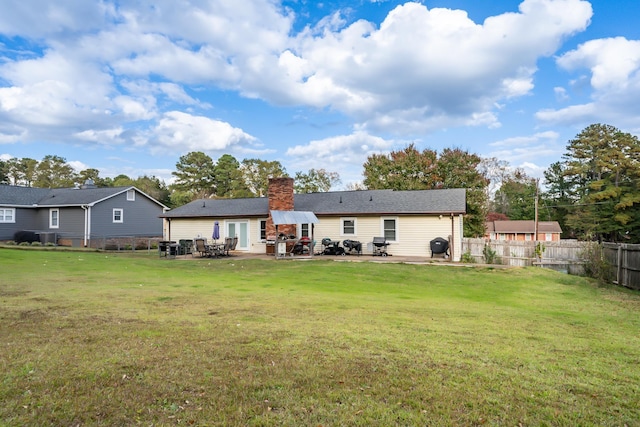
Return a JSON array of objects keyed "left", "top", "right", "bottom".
[{"left": 1, "top": 0, "right": 640, "bottom": 189}]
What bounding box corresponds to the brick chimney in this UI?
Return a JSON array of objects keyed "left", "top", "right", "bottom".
[{"left": 266, "top": 177, "right": 296, "bottom": 239}]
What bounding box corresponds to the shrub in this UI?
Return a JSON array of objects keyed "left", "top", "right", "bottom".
[
  {"left": 30, "top": 241, "right": 43, "bottom": 247},
  {"left": 483, "top": 244, "right": 500, "bottom": 264},
  {"left": 45, "top": 242, "right": 56, "bottom": 247},
  {"left": 460, "top": 250, "right": 475, "bottom": 263},
  {"left": 13, "top": 230, "right": 39, "bottom": 244},
  {"left": 18, "top": 242, "right": 31, "bottom": 246},
  {"left": 580, "top": 242, "right": 609, "bottom": 282}
]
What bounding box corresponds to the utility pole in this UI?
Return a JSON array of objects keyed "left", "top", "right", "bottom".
[
  {"left": 534, "top": 178, "right": 540, "bottom": 263},
  {"left": 534, "top": 178, "right": 539, "bottom": 240}
]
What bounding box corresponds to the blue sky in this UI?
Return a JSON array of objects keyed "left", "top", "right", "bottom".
[{"left": 1, "top": 0, "right": 640, "bottom": 188}]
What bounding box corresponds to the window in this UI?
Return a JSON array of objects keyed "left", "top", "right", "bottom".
[
  {"left": 0, "top": 208, "right": 15, "bottom": 223},
  {"left": 545, "top": 233, "right": 552, "bottom": 241},
  {"left": 260, "top": 220, "right": 267, "bottom": 240},
  {"left": 301, "top": 223, "right": 310, "bottom": 237},
  {"left": 525, "top": 234, "right": 532, "bottom": 241},
  {"left": 126, "top": 189, "right": 135, "bottom": 201},
  {"left": 49, "top": 208, "right": 59, "bottom": 229},
  {"left": 113, "top": 208, "right": 123, "bottom": 223},
  {"left": 341, "top": 218, "right": 356, "bottom": 236},
  {"left": 382, "top": 218, "right": 397, "bottom": 241}
]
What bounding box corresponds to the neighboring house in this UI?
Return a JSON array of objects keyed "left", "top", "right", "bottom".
[
  {"left": 0, "top": 183, "right": 168, "bottom": 246},
  {"left": 485, "top": 220, "right": 562, "bottom": 242},
  {"left": 160, "top": 178, "right": 466, "bottom": 260}
]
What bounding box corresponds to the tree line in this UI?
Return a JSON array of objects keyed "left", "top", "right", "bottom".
[
  {"left": 0, "top": 153, "right": 340, "bottom": 209},
  {"left": 1, "top": 123, "right": 638, "bottom": 242}
]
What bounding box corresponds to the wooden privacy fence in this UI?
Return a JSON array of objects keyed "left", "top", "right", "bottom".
[
  {"left": 462, "top": 238, "right": 587, "bottom": 272},
  {"left": 462, "top": 238, "right": 640, "bottom": 290},
  {"left": 602, "top": 243, "right": 640, "bottom": 290}
]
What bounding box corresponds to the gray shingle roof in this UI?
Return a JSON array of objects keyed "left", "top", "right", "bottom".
[
  {"left": 37, "top": 187, "right": 131, "bottom": 206},
  {"left": 161, "top": 188, "right": 466, "bottom": 218},
  {"left": 0, "top": 185, "right": 166, "bottom": 208},
  {"left": 0, "top": 185, "right": 51, "bottom": 206}
]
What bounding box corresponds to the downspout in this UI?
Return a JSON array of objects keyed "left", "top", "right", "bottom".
[
  {"left": 450, "top": 213, "right": 455, "bottom": 261},
  {"left": 87, "top": 205, "right": 92, "bottom": 247},
  {"left": 82, "top": 205, "right": 88, "bottom": 247}
]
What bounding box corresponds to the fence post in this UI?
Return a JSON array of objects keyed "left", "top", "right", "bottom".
[{"left": 617, "top": 245, "right": 623, "bottom": 285}]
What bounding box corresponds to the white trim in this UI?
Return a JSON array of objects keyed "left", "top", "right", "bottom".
[
  {"left": 113, "top": 208, "right": 123, "bottom": 223},
  {"left": 340, "top": 217, "right": 357, "bottom": 236},
  {"left": 381, "top": 216, "right": 398, "bottom": 242},
  {"left": 226, "top": 220, "right": 250, "bottom": 250},
  {"left": 126, "top": 189, "right": 135, "bottom": 201},
  {"left": 0, "top": 208, "right": 15, "bottom": 223},
  {"left": 49, "top": 208, "right": 59, "bottom": 229}
]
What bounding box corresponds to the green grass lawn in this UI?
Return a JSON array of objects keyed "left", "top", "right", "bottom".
[{"left": 1, "top": 248, "right": 639, "bottom": 426}]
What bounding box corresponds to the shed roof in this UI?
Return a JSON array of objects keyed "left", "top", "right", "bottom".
[{"left": 271, "top": 210, "right": 319, "bottom": 225}]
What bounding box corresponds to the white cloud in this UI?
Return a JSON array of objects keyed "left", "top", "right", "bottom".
[
  {"left": 488, "top": 130, "right": 562, "bottom": 178},
  {"left": 0, "top": 0, "right": 594, "bottom": 162},
  {"left": 270, "top": 0, "right": 592, "bottom": 132},
  {"left": 151, "top": 111, "right": 257, "bottom": 154},
  {"left": 286, "top": 130, "right": 396, "bottom": 183},
  {"left": 537, "top": 37, "right": 640, "bottom": 126},
  {"left": 67, "top": 160, "right": 90, "bottom": 172}
]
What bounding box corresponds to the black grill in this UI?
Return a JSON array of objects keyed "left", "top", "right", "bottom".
[{"left": 430, "top": 237, "right": 449, "bottom": 258}]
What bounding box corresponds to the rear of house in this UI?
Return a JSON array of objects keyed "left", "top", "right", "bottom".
[{"left": 161, "top": 178, "right": 466, "bottom": 260}]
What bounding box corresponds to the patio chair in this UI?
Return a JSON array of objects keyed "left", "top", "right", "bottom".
[
  {"left": 193, "top": 238, "right": 209, "bottom": 257},
  {"left": 229, "top": 236, "right": 238, "bottom": 254},
  {"left": 220, "top": 237, "right": 233, "bottom": 256}
]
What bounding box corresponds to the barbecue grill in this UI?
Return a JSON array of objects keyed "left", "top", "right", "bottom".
[
  {"left": 343, "top": 239, "right": 362, "bottom": 255},
  {"left": 292, "top": 236, "right": 312, "bottom": 255},
  {"left": 430, "top": 237, "right": 449, "bottom": 258},
  {"left": 321, "top": 238, "right": 345, "bottom": 255},
  {"left": 372, "top": 236, "right": 390, "bottom": 256}
]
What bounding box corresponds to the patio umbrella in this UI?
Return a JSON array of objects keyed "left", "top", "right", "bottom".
[{"left": 212, "top": 221, "right": 220, "bottom": 243}]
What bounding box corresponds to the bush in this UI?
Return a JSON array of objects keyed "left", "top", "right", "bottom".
[
  {"left": 18, "top": 242, "right": 31, "bottom": 246},
  {"left": 30, "top": 241, "right": 42, "bottom": 247},
  {"left": 580, "top": 242, "right": 609, "bottom": 282},
  {"left": 460, "top": 250, "right": 475, "bottom": 263},
  {"left": 13, "top": 230, "right": 39, "bottom": 244},
  {"left": 483, "top": 244, "right": 500, "bottom": 264},
  {"left": 45, "top": 242, "right": 56, "bottom": 247}
]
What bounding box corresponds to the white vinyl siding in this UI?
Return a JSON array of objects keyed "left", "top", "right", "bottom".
[{"left": 166, "top": 214, "right": 464, "bottom": 260}]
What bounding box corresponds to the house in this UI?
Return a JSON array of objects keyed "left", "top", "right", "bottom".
[
  {"left": 0, "top": 182, "right": 168, "bottom": 246},
  {"left": 485, "top": 220, "right": 562, "bottom": 242},
  {"left": 160, "top": 177, "right": 466, "bottom": 260}
]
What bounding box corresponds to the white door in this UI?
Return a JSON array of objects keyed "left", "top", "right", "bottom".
[{"left": 227, "top": 221, "right": 249, "bottom": 250}]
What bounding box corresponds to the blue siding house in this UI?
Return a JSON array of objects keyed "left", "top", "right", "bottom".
[{"left": 0, "top": 183, "right": 168, "bottom": 246}]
